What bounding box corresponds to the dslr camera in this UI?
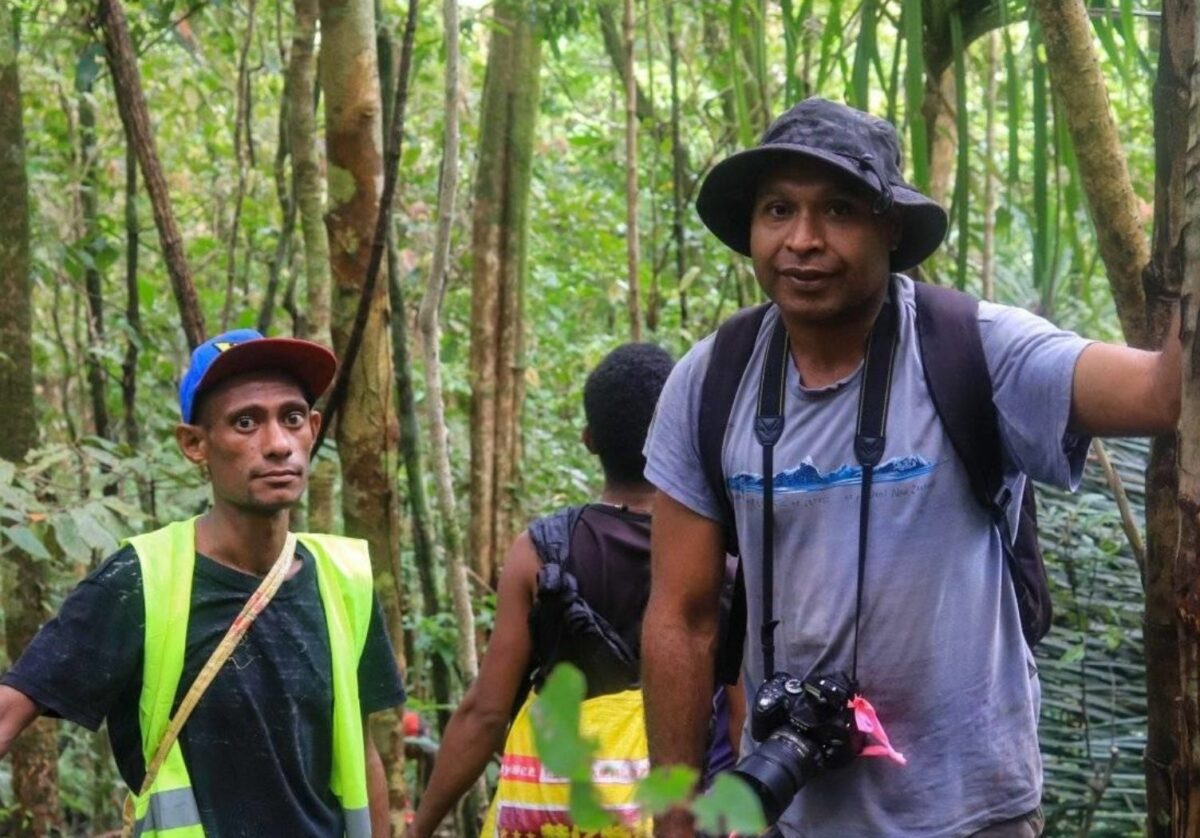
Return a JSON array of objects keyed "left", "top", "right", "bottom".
[{"left": 730, "top": 671, "right": 864, "bottom": 825}]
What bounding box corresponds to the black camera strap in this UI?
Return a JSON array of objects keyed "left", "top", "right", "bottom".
[
  {"left": 754, "top": 314, "right": 790, "bottom": 678},
  {"left": 754, "top": 292, "right": 900, "bottom": 683}
]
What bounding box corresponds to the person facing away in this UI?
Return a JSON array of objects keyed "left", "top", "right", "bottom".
[
  {"left": 0, "top": 330, "right": 406, "bottom": 837},
  {"left": 411, "top": 343, "right": 743, "bottom": 837},
  {"left": 640, "top": 97, "right": 1181, "bottom": 838}
]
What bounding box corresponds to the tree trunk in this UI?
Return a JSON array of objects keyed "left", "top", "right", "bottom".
[
  {"left": 419, "top": 0, "right": 478, "bottom": 682},
  {"left": 258, "top": 32, "right": 297, "bottom": 336},
  {"left": 318, "top": 0, "right": 406, "bottom": 815},
  {"left": 924, "top": 65, "right": 956, "bottom": 211},
  {"left": 122, "top": 141, "right": 141, "bottom": 450},
  {"left": 469, "top": 0, "right": 541, "bottom": 588},
  {"left": 287, "top": 0, "right": 335, "bottom": 531},
  {"left": 623, "top": 0, "right": 641, "bottom": 340},
  {"left": 916, "top": 62, "right": 956, "bottom": 285},
  {"left": 223, "top": 0, "right": 257, "bottom": 332},
  {"left": 0, "top": 6, "right": 61, "bottom": 832},
  {"left": 78, "top": 78, "right": 111, "bottom": 440},
  {"left": 1173, "top": 60, "right": 1200, "bottom": 824},
  {"left": 1144, "top": 2, "right": 1196, "bottom": 835},
  {"left": 257, "top": 107, "right": 297, "bottom": 337},
  {"left": 120, "top": 137, "right": 153, "bottom": 515},
  {"left": 390, "top": 270, "right": 454, "bottom": 727},
  {"left": 1029, "top": 0, "right": 1149, "bottom": 347},
  {"left": 597, "top": 0, "right": 654, "bottom": 122},
  {"left": 97, "top": 0, "right": 206, "bottom": 349},
  {"left": 665, "top": 0, "right": 687, "bottom": 326}
]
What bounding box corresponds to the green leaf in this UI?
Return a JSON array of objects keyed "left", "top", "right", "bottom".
[
  {"left": 51, "top": 512, "right": 88, "bottom": 560},
  {"left": 1059, "top": 642, "right": 1086, "bottom": 665},
  {"left": 568, "top": 781, "right": 615, "bottom": 831},
  {"left": 530, "top": 663, "right": 594, "bottom": 780},
  {"left": 69, "top": 506, "right": 119, "bottom": 555},
  {"left": 635, "top": 765, "right": 697, "bottom": 816},
  {"left": 530, "top": 664, "right": 616, "bottom": 829},
  {"left": 678, "top": 265, "right": 701, "bottom": 293},
  {"left": 3, "top": 525, "right": 51, "bottom": 560},
  {"left": 692, "top": 773, "right": 766, "bottom": 835}
]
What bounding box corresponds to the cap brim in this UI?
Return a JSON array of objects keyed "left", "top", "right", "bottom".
[
  {"left": 194, "top": 338, "right": 338, "bottom": 409},
  {"left": 695, "top": 146, "right": 948, "bottom": 272}
]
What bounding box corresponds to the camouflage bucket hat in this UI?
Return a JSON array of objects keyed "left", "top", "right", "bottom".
[{"left": 696, "top": 97, "right": 949, "bottom": 272}]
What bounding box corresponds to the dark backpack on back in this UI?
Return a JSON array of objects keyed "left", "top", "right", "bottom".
[
  {"left": 525, "top": 506, "right": 641, "bottom": 701},
  {"left": 700, "top": 283, "right": 1051, "bottom": 684}
]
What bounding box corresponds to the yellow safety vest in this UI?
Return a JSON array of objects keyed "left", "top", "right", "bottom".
[{"left": 125, "top": 518, "right": 374, "bottom": 837}]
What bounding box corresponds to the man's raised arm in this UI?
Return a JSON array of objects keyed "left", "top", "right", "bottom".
[
  {"left": 642, "top": 491, "right": 727, "bottom": 837},
  {"left": 1069, "top": 307, "right": 1182, "bottom": 437}
]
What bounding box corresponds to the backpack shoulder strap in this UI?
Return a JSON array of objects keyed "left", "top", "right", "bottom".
[
  {"left": 699, "top": 303, "right": 771, "bottom": 685},
  {"left": 528, "top": 505, "right": 586, "bottom": 569},
  {"left": 912, "top": 282, "right": 1005, "bottom": 510},
  {"left": 699, "top": 303, "right": 773, "bottom": 553},
  {"left": 914, "top": 282, "right": 1052, "bottom": 645},
  {"left": 526, "top": 506, "right": 638, "bottom": 695}
]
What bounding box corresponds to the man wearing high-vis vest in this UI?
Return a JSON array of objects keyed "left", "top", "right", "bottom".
[{"left": 0, "top": 330, "right": 405, "bottom": 836}]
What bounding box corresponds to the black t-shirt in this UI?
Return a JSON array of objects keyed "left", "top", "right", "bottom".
[{"left": 2, "top": 542, "right": 405, "bottom": 837}]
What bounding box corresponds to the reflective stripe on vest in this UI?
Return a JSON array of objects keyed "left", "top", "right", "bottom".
[
  {"left": 125, "top": 519, "right": 374, "bottom": 836},
  {"left": 133, "top": 786, "right": 202, "bottom": 837},
  {"left": 344, "top": 806, "right": 371, "bottom": 838}
]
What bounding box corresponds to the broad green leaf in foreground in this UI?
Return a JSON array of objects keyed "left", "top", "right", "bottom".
[
  {"left": 531, "top": 663, "right": 594, "bottom": 780},
  {"left": 568, "top": 781, "right": 615, "bottom": 831},
  {"left": 531, "top": 664, "right": 614, "bottom": 830},
  {"left": 692, "top": 773, "right": 766, "bottom": 836},
  {"left": 635, "top": 765, "right": 698, "bottom": 816}
]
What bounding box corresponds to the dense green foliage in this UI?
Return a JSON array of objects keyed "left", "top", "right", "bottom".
[{"left": 0, "top": 0, "right": 1168, "bottom": 833}]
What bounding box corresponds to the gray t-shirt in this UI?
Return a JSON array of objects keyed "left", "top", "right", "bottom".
[{"left": 644, "top": 275, "right": 1091, "bottom": 837}]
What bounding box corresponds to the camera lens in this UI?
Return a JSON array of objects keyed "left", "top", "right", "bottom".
[{"left": 730, "top": 728, "right": 824, "bottom": 826}]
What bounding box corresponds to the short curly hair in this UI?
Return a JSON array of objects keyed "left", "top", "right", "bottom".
[{"left": 583, "top": 343, "right": 675, "bottom": 485}]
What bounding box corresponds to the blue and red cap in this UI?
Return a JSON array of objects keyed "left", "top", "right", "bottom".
[{"left": 179, "top": 329, "right": 338, "bottom": 423}]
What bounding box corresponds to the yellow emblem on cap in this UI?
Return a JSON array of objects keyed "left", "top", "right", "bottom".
[{"left": 214, "top": 342, "right": 235, "bottom": 352}]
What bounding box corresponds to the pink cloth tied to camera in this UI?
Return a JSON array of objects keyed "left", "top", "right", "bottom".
[{"left": 850, "top": 695, "right": 907, "bottom": 765}]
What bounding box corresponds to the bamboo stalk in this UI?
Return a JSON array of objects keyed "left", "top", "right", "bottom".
[{"left": 981, "top": 31, "right": 998, "bottom": 302}]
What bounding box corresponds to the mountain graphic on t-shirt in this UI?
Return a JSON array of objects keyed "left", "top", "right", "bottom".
[{"left": 726, "top": 454, "right": 937, "bottom": 495}]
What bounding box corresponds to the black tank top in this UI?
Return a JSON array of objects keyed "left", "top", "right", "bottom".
[
  {"left": 525, "top": 503, "right": 737, "bottom": 778},
  {"left": 561, "top": 504, "right": 651, "bottom": 663},
  {"left": 526, "top": 503, "right": 650, "bottom": 698}
]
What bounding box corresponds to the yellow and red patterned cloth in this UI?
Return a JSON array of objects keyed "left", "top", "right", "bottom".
[{"left": 481, "top": 689, "right": 652, "bottom": 838}]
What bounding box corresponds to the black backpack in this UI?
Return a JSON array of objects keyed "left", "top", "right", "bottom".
[
  {"left": 524, "top": 506, "right": 640, "bottom": 701},
  {"left": 700, "top": 283, "right": 1051, "bottom": 684}
]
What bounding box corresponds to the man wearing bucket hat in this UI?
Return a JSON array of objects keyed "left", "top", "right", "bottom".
[
  {"left": 0, "top": 330, "right": 404, "bottom": 836},
  {"left": 641, "top": 98, "right": 1180, "bottom": 836}
]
